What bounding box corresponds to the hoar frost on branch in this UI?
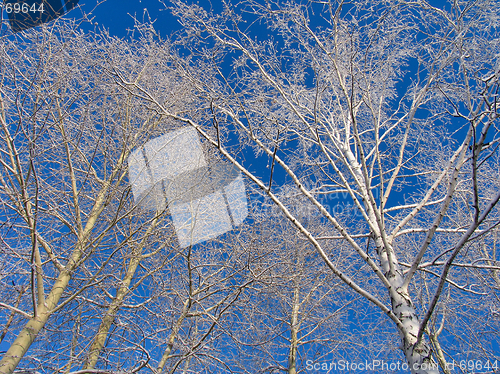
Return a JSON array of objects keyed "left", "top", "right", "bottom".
[
  {"left": 0, "top": 0, "right": 499, "bottom": 373},
  {"left": 154, "top": 0, "right": 499, "bottom": 373}
]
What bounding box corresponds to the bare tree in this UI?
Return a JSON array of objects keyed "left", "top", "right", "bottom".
[
  {"left": 2, "top": 0, "right": 500, "bottom": 373},
  {"left": 220, "top": 213, "right": 359, "bottom": 374},
  {"left": 0, "top": 19, "right": 254, "bottom": 373},
  {"left": 125, "top": 0, "right": 499, "bottom": 372}
]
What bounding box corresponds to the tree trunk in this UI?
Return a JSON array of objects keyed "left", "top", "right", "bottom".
[{"left": 0, "top": 272, "right": 72, "bottom": 374}]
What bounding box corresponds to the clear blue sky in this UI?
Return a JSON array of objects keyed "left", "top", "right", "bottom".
[
  {"left": 69, "top": 0, "right": 449, "bottom": 40},
  {"left": 76, "top": 0, "right": 219, "bottom": 38}
]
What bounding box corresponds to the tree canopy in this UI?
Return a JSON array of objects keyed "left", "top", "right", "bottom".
[{"left": 0, "top": 0, "right": 499, "bottom": 373}]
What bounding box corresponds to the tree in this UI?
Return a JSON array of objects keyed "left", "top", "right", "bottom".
[
  {"left": 126, "top": 0, "right": 498, "bottom": 372},
  {"left": 1, "top": 1, "right": 499, "bottom": 373},
  {"left": 0, "top": 20, "right": 257, "bottom": 373}
]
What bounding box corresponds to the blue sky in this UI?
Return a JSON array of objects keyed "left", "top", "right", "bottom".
[
  {"left": 1, "top": 0, "right": 211, "bottom": 37},
  {"left": 35, "top": 0, "right": 450, "bottom": 38},
  {"left": 74, "top": 0, "right": 217, "bottom": 38},
  {"left": 2, "top": 0, "right": 496, "bottom": 372},
  {"left": 71, "top": 0, "right": 449, "bottom": 38}
]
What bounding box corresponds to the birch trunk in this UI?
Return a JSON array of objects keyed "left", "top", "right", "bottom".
[
  {"left": 0, "top": 169, "right": 122, "bottom": 373},
  {"left": 287, "top": 283, "right": 300, "bottom": 374},
  {"left": 84, "top": 216, "right": 160, "bottom": 370},
  {"left": 156, "top": 298, "right": 191, "bottom": 373},
  {"left": 342, "top": 145, "right": 438, "bottom": 374},
  {"left": 84, "top": 247, "right": 144, "bottom": 370}
]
